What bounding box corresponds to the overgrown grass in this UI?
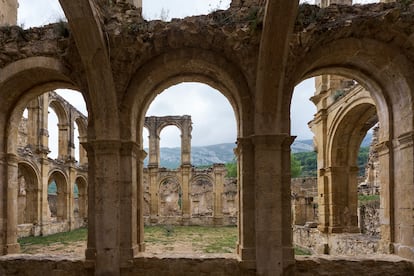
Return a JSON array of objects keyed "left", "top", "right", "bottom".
[
  {"left": 294, "top": 246, "right": 311, "bottom": 256},
  {"left": 145, "top": 225, "right": 238, "bottom": 253},
  {"left": 358, "top": 194, "right": 380, "bottom": 202},
  {"left": 18, "top": 227, "right": 87, "bottom": 253},
  {"left": 18, "top": 226, "right": 312, "bottom": 255}
]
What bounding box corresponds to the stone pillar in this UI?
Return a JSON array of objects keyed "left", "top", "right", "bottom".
[
  {"left": 5, "top": 154, "right": 20, "bottom": 254},
  {"left": 79, "top": 135, "right": 88, "bottom": 166},
  {"left": 137, "top": 149, "right": 147, "bottom": 252},
  {"left": 89, "top": 140, "right": 122, "bottom": 275},
  {"left": 119, "top": 142, "right": 139, "bottom": 265},
  {"left": 180, "top": 116, "right": 192, "bottom": 166},
  {"left": 0, "top": 0, "right": 18, "bottom": 26},
  {"left": 84, "top": 143, "right": 96, "bottom": 262},
  {"left": 180, "top": 165, "right": 191, "bottom": 224},
  {"left": 67, "top": 161, "right": 77, "bottom": 230},
  {"left": 324, "top": 166, "right": 359, "bottom": 233},
  {"left": 376, "top": 140, "right": 394, "bottom": 254},
  {"left": 235, "top": 137, "right": 256, "bottom": 267},
  {"left": 253, "top": 134, "right": 294, "bottom": 275},
  {"left": 58, "top": 123, "right": 70, "bottom": 160},
  {"left": 392, "top": 132, "right": 414, "bottom": 260},
  {"left": 213, "top": 164, "right": 225, "bottom": 225},
  {"left": 148, "top": 130, "right": 160, "bottom": 167},
  {"left": 148, "top": 167, "right": 159, "bottom": 223}
]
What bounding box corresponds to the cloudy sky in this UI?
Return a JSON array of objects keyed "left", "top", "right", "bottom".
[{"left": 16, "top": 0, "right": 378, "bottom": 155}]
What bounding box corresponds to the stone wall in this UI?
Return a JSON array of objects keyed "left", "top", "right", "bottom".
[
  {"left": 293, "top": 226, "right": 380, "bottom": 255},
  {"left": 1, "top": 255, "right": 413, "bottom": 275},
  {"left": 359, "top": 200, "right": 380, "bottom": 237}
]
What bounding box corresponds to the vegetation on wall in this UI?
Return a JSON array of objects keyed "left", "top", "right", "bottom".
[{"left": 292, "top": 146, "right": 370, "bottom": 178}]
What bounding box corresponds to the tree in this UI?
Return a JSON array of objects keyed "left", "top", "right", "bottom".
[
  {"left": 225, "top": 162, "right": 237, "bottom": 178},
  {"left": 291, "top": 154, "right": 302, "bottom": 178}
]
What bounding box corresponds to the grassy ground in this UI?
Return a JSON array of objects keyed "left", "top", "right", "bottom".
[{"left": 18, "top": 226, "right": 311, "bottom": 255}]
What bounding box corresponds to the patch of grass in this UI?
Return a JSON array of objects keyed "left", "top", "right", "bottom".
[
  {"left": 18, "top": 227, "right": 87, "bottom": 253},
  {"left": 144, "top": 225, "right": 237, "bottom": 253},
  {"left": 358, "top": 194, "right": 380, "bottom": 202},
  {"left": 294, "top": 246, "right": 311, "bottom": 255}
]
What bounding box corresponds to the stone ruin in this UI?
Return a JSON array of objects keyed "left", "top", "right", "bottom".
[
  {"left": 143, "top": 115, "right": 237, "bottom": 226},
  {"left": 1, "top": 0, "right": 414, "bottom": 275}
]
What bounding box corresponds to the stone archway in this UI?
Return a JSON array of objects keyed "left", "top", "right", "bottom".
[
  {"left": 158, "top": 177, "right": 182, "bottom": 217},
  {"left": 48, "top": 170, "right": 69, "bottom": 222},
  {"left": 17, "top": 162, "right": 40, "bottom": 226}
]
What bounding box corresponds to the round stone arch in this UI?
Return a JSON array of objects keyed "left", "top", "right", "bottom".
[
  {"left": 327, "top": 101, "right": 378, "bottom": 233},
  {"left": 74, "top": 116, "right": 88, "bottom": 165},
  {"left": 74, "top": 175, "right": 88, "bottom": 220},
  {"left": 0, "top": 56, "right": 84, "bottom": 253},
  {"left": 158, "top": 176, "right": 182, "bottom": 217},
  {"left": 289, "top": 37, "right": 414, "bottom": 139},
  {"left": 48, "top": 170, "right": 69, "bottom": 222},
  {"left": 121, "top": 48, "right": 255, "bottom": 259},
  {"left": 288, "top": 37, "right": 414, "bottom": 257},
  {"left": 0, "top": 57, "right": 85, "bottom": 155},
  {"left": 17, "top": 161, "right": 41, "bottom": 224},
  {"left": 189, "top": 175, "right": 215, "bottom": 217},
  {"left": 120, "top": 48, "right": 253, "bottom": 144},
  {"left": 49, "top": 98, "right": 70, "bottom": 160}
]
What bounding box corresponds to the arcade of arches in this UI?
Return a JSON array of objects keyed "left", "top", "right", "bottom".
[{"left": 1, "top": 0, "right": 414, "bottom": 275}]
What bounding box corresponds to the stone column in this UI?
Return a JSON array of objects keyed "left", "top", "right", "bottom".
[
  {"left": 84, "top": 142, "right": 96, "bottom": 262},
  {"left": 324, "top": 165, "right": 359, "bottom": 233},
  {"left": 58, "top": 123, "right": 70, "bottom": 160},
  {"left": 119, "top": 142, "right": 139, "bottom": 265},
  {"left": 392, "top": 132, "right": 414, "bottom": 259},
  {"left": 5, "top": 154, "right": 20, "bottom": 254},
  {"left": 213, "top": 164, "right": 225, "bottom": 225},
  {"left": 148, "top": 167, "right": 159, "bottom": 223},
  {"left": 147, "top": 127, "right": 160, "bottom": 167},
  {"left": 67, "top": 160, "right": 77, "bottom": 230},
  {"left": 89, "top": 140, "right": 122, "bottom": 275},
  {"left": 78, "top": 135, "right": 88, "bottom": 166},
  {"left": 253, "top": 134, "right": 295, "bottom": 274},
  {"left": 137, "top": 149, "right": 147, "bottom": 252},
  {"left": 180, "top": 116, "right": 192, "bottom": 166},
  {"left": 376, "top": 141, "right": 394, "bottom": 253},
  {"left": 180, "top": 165, "right": 191, "bottom": 224},
  {"left": 235, "top": 137, "right": 255, "bottom": 267}
]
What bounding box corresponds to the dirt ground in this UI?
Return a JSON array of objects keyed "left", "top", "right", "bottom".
[{"left": 19, "top": 226, "right": 238, "bottom": 258}]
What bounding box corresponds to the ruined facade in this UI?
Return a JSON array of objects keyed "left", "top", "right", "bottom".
[
  {"left": 143, "top": 116, "right": 237, "bottom": 225},
  {"left": 15, "top": 91, "right": 88, "bottom": 237},
  {"left": 1, "top": 0, "right": 414, "bottom": 275}
]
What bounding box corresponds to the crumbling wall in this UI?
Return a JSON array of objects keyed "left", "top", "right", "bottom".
[{"left": 359, "top": 200, "right": 380, "bottom": 237}]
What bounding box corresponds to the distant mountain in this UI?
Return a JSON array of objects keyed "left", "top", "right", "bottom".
[
  {"left": 144, "top": 140, "right": 317, "bottom": 169},
  {"left": 291, "top": 139, "right": 314, "bottom": 153}
]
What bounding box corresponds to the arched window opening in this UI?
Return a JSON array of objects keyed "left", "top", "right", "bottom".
[
  {"left": 291, "top": 74, "right": 383, "bottom": 257},
  {"left": 159, "top": 125, "right": 181, "bottom": 169},
  {"left": 143, "top": 82, "right": 237, "bottom": 255},
  {"left": 48, "top": 107, "right": 59, "bottom": 160},
  {"left": 142, "top": 0, "right": 231, "bottom": 21}
]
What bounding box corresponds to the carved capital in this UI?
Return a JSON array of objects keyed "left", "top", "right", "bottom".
[
  {"left": 396, "top": 131, "right": 414, "bottom": 150},
  {"left": 251, "top": 134, "right": 294, "bottom": 151}
]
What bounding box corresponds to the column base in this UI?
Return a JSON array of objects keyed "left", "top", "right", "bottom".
[
  {"left": 5, "top": 243, "right": 20, "bottom": 254},
  {"left": 85, "top": 247, "right": 96, "bottom": 260},
  {"left": 317, "top": 225, "right": 329, "bottom": 233},
  {"left": 237, "top": 245, "right": 256, "bottom": 269},
  {"left": 213, "top": 217, "right": 223, "bottom": 226},
  {"left": 328, "top": 226, "right": 343, "bottom": 233},
  {"left": 120, "top": 245, "right": 139, "bottom": 267},
  {"left": 150, "top": 216, "right": 158, "bottom": 224}
]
